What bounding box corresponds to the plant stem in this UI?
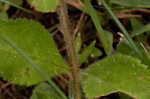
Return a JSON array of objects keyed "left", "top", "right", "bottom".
[
  {"left": 57, "top": 1, "right": 81, "bottom": 99},
  {"left": 101, "top": 0, "right": 143, "bottom": 58},
  {"left": 61, "top": 0, "right": 83, "bottom": 9}
]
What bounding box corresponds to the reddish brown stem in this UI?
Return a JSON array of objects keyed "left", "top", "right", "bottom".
[{"left": 57, "top": 1, "right": 81, "bottom": 99}]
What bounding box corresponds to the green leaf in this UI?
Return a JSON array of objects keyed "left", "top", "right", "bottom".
[
  {"left": 84, "top": 0, "right": 113, "bottom": 55},
  {"left": 75, "top": 33, "right": 82, "bottom": 54},
  {"left": 130, "top": 18, "right": 143, "bottom": 31},
  {"left": 103, "top": 30, "right": 113, "bottom": 55},
  {"left": 0, "top": 19, "right": 69, "bottom": 85},
  {"left": 81, "top": 54, "right": 150, "bottom": 99},
  {"left": 130, "top": 18, "right": 144, "bottom": 39},
  {"left": 111, "top": 0, "right": 150, "bottom": 8},
  {"left": 78, "top": 41, "right": 96, "bottom": 65},
  {"left": 116, "top": 40, "right": 150, "bottom": 66},
  {"left": 77, "top": 41, "right": 102, "bottom": 65},
  {"left": 131, "top": 23, "right": 150, "bottom": 37},
  {"left": 130, "top": 18, "right": 150, "bottom": 42},
  {"left": 28, "top": 0, "right": 59, "bottom": 12},
  {"left": 90, "top": 46, "right": 102, "bottom": 58},
  {"left": 75, "top": 34, "right": 102, "bottom": 64},
  {"left": 31, "top": 83, "right": 61, "bottom": 99}
]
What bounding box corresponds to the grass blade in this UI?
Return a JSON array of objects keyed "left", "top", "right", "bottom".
[
  {"left": 84, "top": 0, "right": 113, "bottom": 55},
  {"left": 0, "top": 0, "right": 32, "bottom": 13},
  {"left": 101, "top": 0, "right": 143, "bottom": 58}
]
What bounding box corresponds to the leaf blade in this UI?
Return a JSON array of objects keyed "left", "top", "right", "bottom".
[
  {"left": 28, "top": 0, "right": 59, "bottom": 12},
  {"left": 0, "top": 19, "right": 69, "bottom": 85},
  {"left": 82, "top": 54, "right": 150, "bottom": 99},
  {"left": 31, "top": 83, "right": 62, "bottom": 99}
]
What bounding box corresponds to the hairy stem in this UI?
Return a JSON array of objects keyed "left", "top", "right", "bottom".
[{"left": 57, "top": 1, "right": 81, "bottom": 99}]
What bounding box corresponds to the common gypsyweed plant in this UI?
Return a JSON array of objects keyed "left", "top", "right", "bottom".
[{"left": 0, "top": 0, "right": 150, "bottom": 99}]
